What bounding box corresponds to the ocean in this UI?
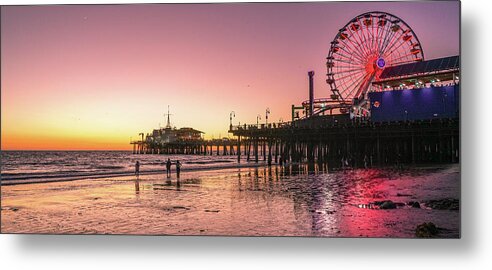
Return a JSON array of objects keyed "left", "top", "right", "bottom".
[{"left": 1, "top": 151, "right": 248, "bottom": 184}]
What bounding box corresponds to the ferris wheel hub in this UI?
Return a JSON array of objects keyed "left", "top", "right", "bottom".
[{"left": 376, "top": 58, "right": 386, "bottom": 69}]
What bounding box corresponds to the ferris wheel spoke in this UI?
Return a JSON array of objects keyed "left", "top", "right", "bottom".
[
  {"left": 340, "top": 72, "right": 369, "bottom": 98},
  {"left": 347, "top": 21, "right": 371, "bottom": 57},
  {"left": 370, "top": 24, "right": 378, "bottom": 54},
  {"left": 336, "top": 51, "right": 364, "bottom": 65},
  {"left": 384, "top": 34, "right": 406, "bottom": 55},
  {"left": 333, "top": 58, "right": 359, "bottom": 65},
  {"left": 384, "top": 38, "right": 412, "bottom": 61},
  {"left": 332, "top": 62, "right": 363, "bottom": 68},
  {"left": 335, "top": 71, "right": 365, "bottom": 82},
  {"left": 375, "top": 23, "right": 386, "bottom": 55},
  {"left": 333, "top": 67, "right": 365, "bottom": 75},
  {"left": 380, "top": 30, "right": 397, "bottom": 55},
  {"left": 339, "top": 40, "right": 368, "bottom": 63},
  {"left": 334, "top": 53, "right": 366, "bottom": 66},
  {"left": 389, "top": 56, "right": 419, "bottom": 66},
  {"left": 340, "top": 43, "right": 364, "bottom": 63},
  {"left": 351, "top": 73, "right": 374, "bottom": 99},
  {"left": 344, "top": 79, "right": 367, "bottom": 100},
  {"left": 335, "top": 67, "right": 364, "bottom": 74},
  {"left": 356, "top": 28, "right": 371, "bottom": 56},
  {"left": 381, "top": 29, "right": 404, "bottom": 56},
  {"left": 357, "top": 18, "right": 374, "bottom": 55},
  {"left": 387, "top": 47, "right": 414, "bottom": 63},
  {"left": 352, "top": 23, "right": 372, "bottom": 57},
  {"left": 333, "top": 64, "right": 364, "bottom": 69},
  {"left": 337, "top": 70, "right": 362, "bottom": 87},
  {"left": 378, "top": 20, "right": 394, "bottom": 55},
  {"left": 336, "top": 46, "right": 367, "bottom": 64},
  {"left": 366, "top": 26, "right": 379, "bottom": 55},
  {"left": 333, "top": 61, "right": 364, "bottom": 69},
  {"left": 366, "top": 18, "right": 380, "bottom": 54},
  {"left": 369, "top": 23, "right": 376, "bottom": 54},
  {"left": 366, "top": 22, "right": 378, "bottom": 54},
  {"left": 334, "top": 72, "right": 364, "bottom": 83},
  {"left": 363, "top": 21, "right": 381, "bottom": 56},
  {"left": 379, "top": 23, "right": 398, "bottom": 55},
  {"left": 376, "top": 21, "right": 388, "bottom": 54},
  {"left": 354, "top": 72, "right": 377, "bottom": 98}
]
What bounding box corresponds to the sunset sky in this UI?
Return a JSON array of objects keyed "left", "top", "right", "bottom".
[{"left": 1, "top": 2, "right": 459, "bottom": 150}]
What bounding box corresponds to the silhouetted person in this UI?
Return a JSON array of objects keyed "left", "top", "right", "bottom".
[
  {"left": 176, "top": 160, "right": 181, "bottom": 178},
  {"left": 166, "top": 158, "right": 172, "bottom": 178},
  {"left": 135, "top": 161, "right": 140, "bottom": 177},
  {"left": 268, "top": 155, "right": 272, "bottom": 166}
]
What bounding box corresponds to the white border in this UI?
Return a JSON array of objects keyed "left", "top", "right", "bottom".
[{"left": 2, "top": 1, "right": 491, "bottom": 269}]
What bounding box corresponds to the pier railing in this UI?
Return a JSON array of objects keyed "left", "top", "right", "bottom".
[{"left": 229, "top": 122, "right": 293, "bottom": 132}]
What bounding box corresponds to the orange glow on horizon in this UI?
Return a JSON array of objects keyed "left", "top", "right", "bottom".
[{"left": 1, "top": 3, "right": 459, "bottom": 150}]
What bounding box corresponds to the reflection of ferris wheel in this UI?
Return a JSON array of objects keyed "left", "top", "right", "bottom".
[{"left": 326, "top": 11, "right": 424, "bottom": 103}]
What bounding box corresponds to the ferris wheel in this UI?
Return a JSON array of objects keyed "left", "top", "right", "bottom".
[{"left": 326, "top": 11, "right": 424, "bottom": 103}]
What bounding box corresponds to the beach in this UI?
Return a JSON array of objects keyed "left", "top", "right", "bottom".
[{"left": 1, "top": 163, "right": 460, "bottom": 237}]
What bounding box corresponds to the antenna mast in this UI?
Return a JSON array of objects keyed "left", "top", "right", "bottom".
[{"left": 164, "top": 105, "right": 173, "bottom": 129}]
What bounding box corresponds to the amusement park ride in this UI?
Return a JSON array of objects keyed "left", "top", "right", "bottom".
[{"left": 293, "top": 11, "right": 425, "bottom": 120}]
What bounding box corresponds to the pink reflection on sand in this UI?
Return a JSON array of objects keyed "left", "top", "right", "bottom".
[{"left": 1, "top": 164, "right": 459, "bottom": 237}]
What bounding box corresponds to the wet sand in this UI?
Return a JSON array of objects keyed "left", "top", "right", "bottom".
[{"left": 1, "top": 164, "right": 460, "bottom": 237}]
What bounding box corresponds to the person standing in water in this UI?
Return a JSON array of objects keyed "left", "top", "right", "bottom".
[
  {"left": 135, "top": 161, "right": 140, "bottom": 177},
  {"left": 166, "top": 158, "right": 172, "bottom": 178},
  {"left": 176, "top": 160, "right": 182, "bottom": 178}
]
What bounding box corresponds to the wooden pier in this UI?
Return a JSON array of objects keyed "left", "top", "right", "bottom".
[
  {"left": 229, "top": 115, "right": 459, "bottom": 167},
  {"left": 130, "top": 138, "right": 239, "bottom": 156},
  {"left": 131, "top": 115, "right": 459, "bottom": 168}
]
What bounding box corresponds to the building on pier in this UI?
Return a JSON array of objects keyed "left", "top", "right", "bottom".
[
  {"left": 130, "top": 108, "right": 243, "bottom": 155},
  {"left": 130, "top": 107, "right": 205, "bottom": 154}
]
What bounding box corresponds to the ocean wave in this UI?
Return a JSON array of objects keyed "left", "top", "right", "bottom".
[{"left": 1, "top": 151, "right": 260, "bottom": 185}]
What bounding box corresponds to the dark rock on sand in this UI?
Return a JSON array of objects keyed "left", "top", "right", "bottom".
[
  {"left": 408, "top": 201, "right": 421, "bottom": 208},
  {"left": 424, "top": 198, "right": 459, "bottom": 210},
  {"left": 374, "top": 200, "right": 397, "bottom": 209},
  {"left": 415, "top": 222, "right": 439, "bottom": 238}
]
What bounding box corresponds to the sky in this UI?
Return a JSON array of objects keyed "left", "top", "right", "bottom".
[{"left": 1, "top": 1, "right": 459, "bottom": 150}]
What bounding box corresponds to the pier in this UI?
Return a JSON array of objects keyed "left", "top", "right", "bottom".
[
  {"left": 131, "top": 54, "right": 459, "bottom": 169},
  {"left": 229, "top": 116, "right": 459, "bottom": 167},
  {"left": 130, "top": 138, "right": 238, "bottom": 156}
]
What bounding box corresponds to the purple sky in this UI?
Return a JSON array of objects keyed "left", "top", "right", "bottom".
[{"left": 1, "top": 1, "right": 459, "bottom": 149}]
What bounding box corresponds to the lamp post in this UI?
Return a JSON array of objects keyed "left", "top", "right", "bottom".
[
  {"left": 257, "top": 115, "right": 261, "bottom": 127},
  {"left": 265, "top": 108, "right": 270, "bottom": 125},
  {"left": 229, "top": 111, "right": 235, "bottom": 130}
]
